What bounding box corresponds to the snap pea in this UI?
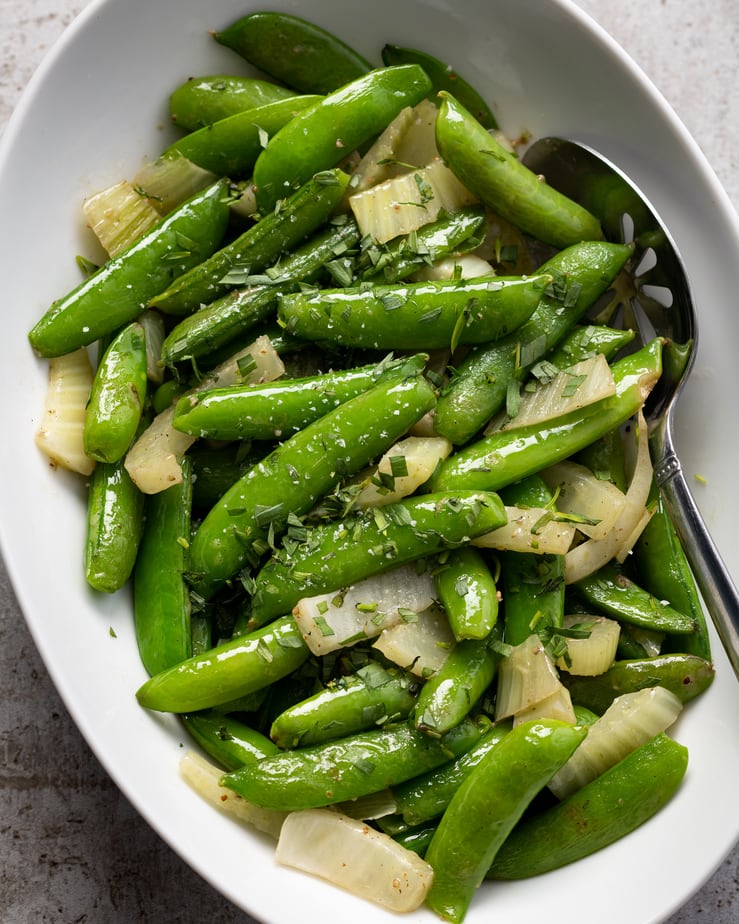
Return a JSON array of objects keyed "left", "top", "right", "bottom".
[
  {"left": 545, "top": 323, "right": 636, "bottom": 369},
  {"left": 133, "top": 457, "right": 193, "bottom": 676},
  {"left": 149, "top": 168, "right": 350, "bottom": 316},
  {"left": 392, "top": 722, "right": 512, "bottom": 827},
  {"left": 180, "top": 711, "right": 280, "bottom": 771},
  {"left": 573, "top": 561, "right": 698, "bottom": 635},
  {"left": 574, "top": 424, "right": 628, "bottom": 492},
  {"left": 28, "top": 179, "right": 231, "bottom": 357},
  {"left": 560, "top": 653, "right": 715, "bottom": 714},
  {"left": 278, "top": 274, "right": 550, "bottom": 351},
  {"left": 381, "top": 44, "right": 497, "bottom": 129},
  {"left": 430, "top": 338, "right": 663, "bottom": 494},
  {"left": 358, "top": 206, "right": 487, "bottom": 284},
  {"left": 393, "top": 824, "right": 436, "bottom": 857},
  {"left": 633, "top": 481, "right": 712, "bottom": 661},
  {"left": 249, "top": 490, "right": 508, "bottom": 629},
  {"left": 435, "top": 92, "right": 603, "bottom": 248},
  {"left": 220, "top": 715, "right": 489, "bottom": 811},
  {"left": 173, "top": 354, "right": 427, "bottom": 442},
  {"left": 414, "top": 631, "right": 501, "bottom": 736},
  {"left": 163, "top": 96, "right": 321, "bottom": 178},
  {"left": 188, "top": 441, "right": 268, "bottom": 510},
  {"left": 252, "top": 65, "right": 432, "bottom": 212},
  {"left": 499, "top": 476, "right": 565, "bottom": 646},
  {"left": 270, "top": 661, "right": 418, "bottom": 749},
  {"left": 487, "top": 733, "right": 688, "bottom": 879},
  {"left": 169, "top": 75, "right": 298, "bottom": 131},
  {"left": 188, "top": 372, "right": 437, "bottom": 601},
  {"left": 83, "top": 321, "right": 148, "bottom": 463},
  {"left": 135, "top": 614, "right": 309, "bottom": 713},
  {"left": 214, "top": 11, "right": 372, "bottom": 96},
  {"left": 424, "top": 719, "right": 587, "bottom": 924},
  {"left": 433, "top": 240, "right": 632, "bottom": 445},
  {"left": 160, "top": 216, "right": 361, "bottom": 366},
  {"left": 84, "top": 458, "right": 145, "bottom": 594},
  {"left": 434, "top": 546, "right": 499, "bottom": 641}
]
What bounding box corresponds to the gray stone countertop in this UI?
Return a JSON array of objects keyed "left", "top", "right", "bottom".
[{"left": 1, "top": 1, "right": 737, "bottom": 921}]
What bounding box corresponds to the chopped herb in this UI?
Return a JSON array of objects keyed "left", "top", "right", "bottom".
[{"left": 254, "top": 503, "right": 284, "bottom": 527}]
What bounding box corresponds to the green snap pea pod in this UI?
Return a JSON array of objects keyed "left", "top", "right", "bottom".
[
  {"left": 28, "top": 179, "right": 231, "bottom": 357},
  {"left": 430, "top": 338, "right": 663, "bottom": 494},
  {"left": 160, "top": 217, "right": 361, "bottom": 365},
  {"left": 424, "top": 719, "right": 587, "bottom": 923},
  {"left": 278, "top": 274, "right": 551, "bottom": 351},
  {"left": 499, "top": 475, "right": 565, "bottom": 646},
  {"left": 180, "top": 711, "right": 280, "bottom": 771},
  {"left": 220, "top": 715, "right": 489, "bottom": 810},
  {"left": 633, "top": 481, "right": 712, "bottom": 661},
  {"left": 83, "top": 321, "right": 148, "bottom": 463},
  {"left": 433, "top": 240, "right": 632, "bottom": 445},
  {"left": 133, "top": 457, "right": 193, "bottom": 677},
  {"left": 173, "top": 354, "right": 427, "bottom": 442},
  {"left": 382, "top": 44, "right": 497, "bottom": 129},
  {"left": 169, "top": 75, "right": 299, "bottom": 131},
  {"left": 574, "top": 561, "right": 697, "bottom": 635},
  {"left": 434, "top": 546, "right": 499, "bottom": 641},
  {"left": 392, "top": 721, "right": 512, "bottom": 827},
  {"left": 487, "top": 733, "right": 688, "bottom": 879},
  {"left": 149, "top": 169, "right": 349, "bottom": 316},
  {"left": 249, "top": 490, "right": 508, "bottom": 629},
  {"left": 252, "top": 66, "right": 432, "bottom": 212},
  {"left": 84, "top": 458, "right": 145, "bottom": 594},
  {"left": 188, "top": 442, "right": 269, "bottom": 510},
  {"left": 270, "top": 661, "right": 418, "bottom": 749},
  {"left": 414, "top": 631, "right": 501, "bottom": 736},
  {"left": 214, "top": 11, "right": 372, "bottom": 96},
  {"left": 189, "top": 372, "right": 437, "bottom": 601},
  {"left": 163, "top": 96, "right": 321, "bottom": 177},
  {"left": 545, "top": 323, "right": 636, "bottom": 368},
  {"left": 393, "top": 823, "right": 437, "bottom": 857},
  {"left": 436, "top": 92, "right": 603, "bottom": 248},
  {"left": 135, "top": 614, "right": 309, "bottom": 713},
  {"left": 560, "top": 653, "right": 715, "bottom": 714},
  {"left": 574, "top": 424, "right": 628, "bottom": 491},
  {"left": 358, "top": 206, "right": 487, "bottom": 284}
]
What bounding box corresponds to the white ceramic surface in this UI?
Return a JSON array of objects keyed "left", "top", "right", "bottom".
[{"left": 0, "top": 1, "right": 737, "bottom": 923}]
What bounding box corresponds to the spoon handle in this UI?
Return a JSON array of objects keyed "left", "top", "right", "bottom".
[{"left": 653, "top": 425, "right": 739, "bottom": 679}]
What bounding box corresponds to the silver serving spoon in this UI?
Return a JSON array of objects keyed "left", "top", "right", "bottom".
[{"left": 523, "top": 137, "right": 739, "bottom": 678}]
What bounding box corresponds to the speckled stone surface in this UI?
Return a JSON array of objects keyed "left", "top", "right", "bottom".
[{"left": 1, "top": 1, "right": 737, "bottom": 921}]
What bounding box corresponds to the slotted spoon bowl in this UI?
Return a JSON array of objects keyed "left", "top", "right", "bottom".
[{"left": 523, "top": 137, "right": 739, "bottom": 677}]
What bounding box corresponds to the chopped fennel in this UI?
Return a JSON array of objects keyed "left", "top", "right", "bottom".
[
  {"left": 35, "top": 347, "right": 96, "bottom": 476},
  {"left": 503, "top": 353, "right": 616, "bottom": 431},
  {"left": 292, "top": 564, "right": 436, "bottom": 656},
  {"left": 565, "top": 411, "right": 653, "bottom": 583},
  {"left": 133, "top": 153, "right": 217, "bottom": 214},
  {"left": 540, "top": 460, "right": 628, "bottom": 541},
  {"left": 83, "top": 179, "right": 161, "bottom": 257},
  {"left": 548, "top": 686, "right": 683, "bottom": 799},
  {"left": 344, "top": 106, "right": 417, "bottom": 196},
  {"left": 494, "top": 635, "right": 562, "bottom": 720},
  {"left": 180, "top": 750, "right": 286, "bottom": 839},
  {"left": 354, "top": 436, "right": 453, "bottom": 508},
  {"left": 275, "top": 809, "right": 434, "bottom": 913},
  {"left": 512, "top": 682, "right": 576, "bottom": 727},
  {"left": 473, "top": 505, "right": 576, "bottom": 555},
  {"left": 349, "top": 157, "right": 477, "bottom": 244},
  {"left": 555, "top": 614, "right": 621, "bottom": 676},
  {"left": 373, "top": 605, "right": 455, "bottom": 678},
  {"left": 125, "top": 334, "right": 283, "bottom": 493}
]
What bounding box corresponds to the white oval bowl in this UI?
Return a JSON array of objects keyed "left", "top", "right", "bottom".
[{"left": 1, "top": 1, "right": 738, "bottom": 923}]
